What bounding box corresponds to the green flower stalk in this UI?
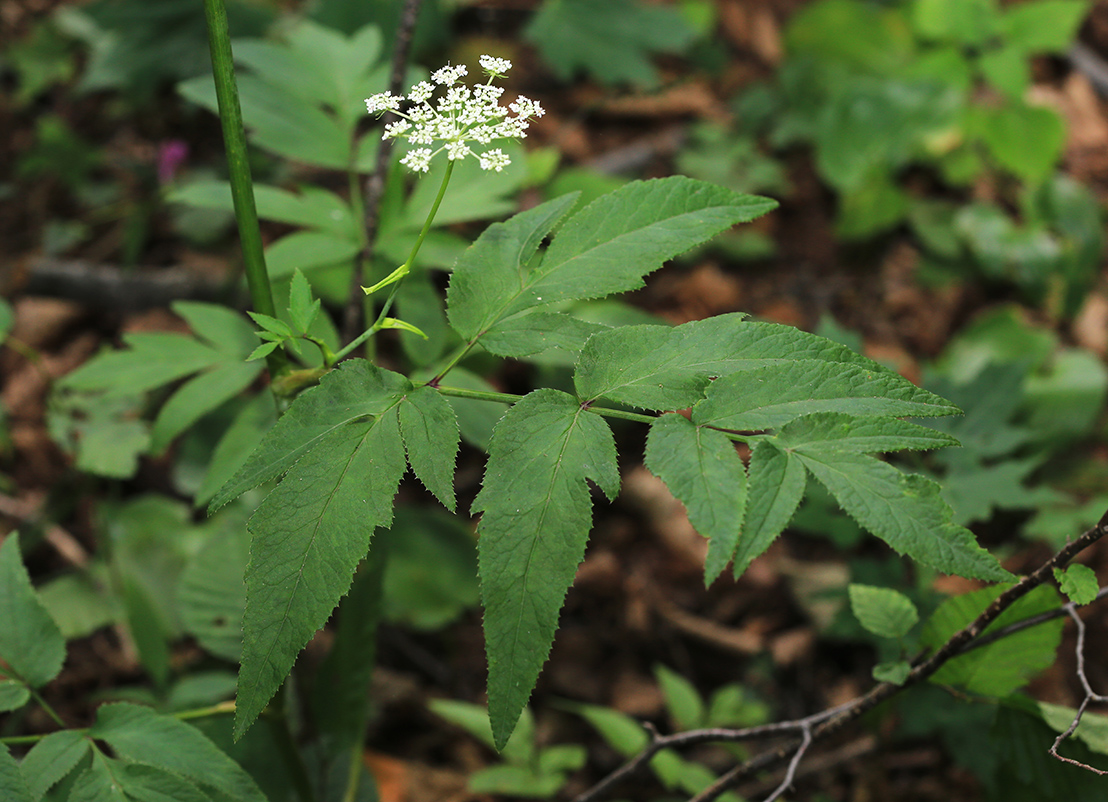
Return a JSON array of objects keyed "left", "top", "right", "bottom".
[{"left": 334, "top": 55, "right": 544, "bottom": 361}]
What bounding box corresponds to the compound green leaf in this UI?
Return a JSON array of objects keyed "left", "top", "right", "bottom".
[
  {"left": 449, "top": 181, "right": 775, "bottom": 348},
  {"left": 525, "top": 0, "right": 695, "bottom": 86},
  {"left": 91, "top": 702, "right": 265, "bottom": 802},
  {"left": 178, "top": 525, "right": 249, "bottom": 662},
  {"left": 777, "top": 413, "right": 960, "bottom": 454},
  {"left": 508, "top": 178, "right": 776, "bottom": 318},
  {"left": 149, "top": 360, "right": 262, "bottom": 453},
  {"left": 575, "top": 315, "right": 925, "bottom": 410},
  {"left": 61, "top": 334, "right": 224, "bottom": 398},
  {"left": 1054, "top": 564, "right": 1098, "bottom": 605},
  {"left": 0, "top": 680, "right": 28, "bottom": 712},
  {"left": 69, "top": 755, "right": 126, "bottom": 802},
  {"left": 195, "top": 393, "right": 277, "bottom": 507},
  {"left": 0, "top": 533, "right": 65, "bottom": 688},
  {"left": 734, "top": 442, "right": 806, "bottom": 577},
  {"left": 1038, "top": 701, "right": 1108, "bottom": 756},
  {"left": 172, "top": 301, "right": 259, "bottom": 358},
  {"left": 796, "top": 451, "right": 1010, "bottom": 581},
  {"left": 447, "top": 193, "right": 581, "bottom": 342},
  {"left": 264, "top": 230, "right": 361, "bottom": 278},
  {"left": 654, "top": 664, "right": 706, "bottom": 731},
  {"left": 475, "top": 390, "right": 619, "bottom": 750},
  {"left": 0, "top": 745, "right": 33, "bottom": 802},
  {"left": 694, "top": 361, "right": 959, "bottom": 431},
  {"left": 976, "top": 103, "right": 1065, "bottom": 185},
  {"left": 921, "top": 585, "right": 1063, "bottom": 696},
  {"left": 645, "top": 414, "right": 747, "bottom": 585},
  {"left": 210, "top": 360, "right": 408, "bottom": 511},
  {"left": 848, "top": 583, "right": 919, "bottom": 639},
  {"left": 20, "top": 730, "right": 89, "bottom": 800},
  {"left": 399, "top": 385, "right": 459, "bottom": 511},
  {"left": 236, "top": 407, "right": 406, "bottom": 738},
  {"left": 114, "top": 761, "right": 211, "bottom": 802},
  {"left": 1001, "top": 0, "right": 1090, "bottom": 55},
  {"left": 170, "top": 182, "right": 357, "bottom": 237},
  {"left": 179, "top": 72, "right": 351, "bottom": 169}
]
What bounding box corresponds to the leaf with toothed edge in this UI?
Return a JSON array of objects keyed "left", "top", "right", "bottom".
[
  {"left": 733, "top": 441, "right": 807, "bottom": 578},
  {"left": 645, "top": 414, "right": 747, "bottom": 585},
  {"left": 447, "top": 180, "right": 777, "bottom": 357},
  {"left": 796, "top": 450, "right": 1011, "bottom": 581},
  {"left": 209, "top": 360, "right": 409, "bottom": 512},
  {"left": 235, "top": 406, "right": 407, "bottom": 739},
  {"left": 475, "top": 389, "right": 619, "bottom": 750},
  {"left": 399, "top": 384, "right": 460, "bottom": 511},
  {"left": 574, "top": 314, "right": 949, "bottom": 412}
]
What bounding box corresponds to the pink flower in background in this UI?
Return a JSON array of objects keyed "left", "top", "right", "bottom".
[{"left": 157, "top": 140, "right": 189, "bottom": 185}]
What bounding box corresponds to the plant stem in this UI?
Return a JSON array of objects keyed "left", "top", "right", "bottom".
[
  {"left": 341, "top": 0, "right": 425, "bottom": 343},
  {"left": 332, "top": 160, "right": 455, "bottom": 363},
  {"left": 28, "top": 688, "right": 66, "bottom": 729},
  {"left": 202, "top": 0, "right": 288, "bottom": 381},
  {"left": 267, "top": 682, "right": 317, "bottom": 802},
  {"left": 434, "top": 385, "right": 660, "bottom": 425},
  {"left": 0, "top": 699, "right": 231, "bottom": 747}
]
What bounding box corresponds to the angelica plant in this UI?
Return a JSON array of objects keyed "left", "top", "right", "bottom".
[
  {"left": 4, "top": 7, "right": 1104, "bottom": 802},
  {"left": 204, "top": 48, "right": 1011, "bottom": 753}
]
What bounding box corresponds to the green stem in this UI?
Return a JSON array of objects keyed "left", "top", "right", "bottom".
[
  {"left": 267, "top": 683, "right": 317, "bottom": 802},
  {"left": 28, "top": 688, "right": 67, "bottom": 730},
  {"left": 434, "top": 385, "right": 657, "bottom": 425},
  {"left": 174, "top": 700, "right": 237, "bottom": 721},
  {"left": 429, "top": 339, "right": 477, "bottom": 385},
  {"left": 332, "top": 161, "right": 455, "bottom": 363},
  {"left": 433, "top": 385, "right": 754, "bottom": 441},
  {"left": 202, "top": 0, "right": 288, "bottom": 381}
]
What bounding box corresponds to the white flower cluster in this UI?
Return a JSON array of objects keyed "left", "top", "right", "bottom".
[{"left": 365, "top": 55, "right": 544, "bottom": 173}]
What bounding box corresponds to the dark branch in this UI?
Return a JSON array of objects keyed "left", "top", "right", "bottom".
[{"left": 573, "top": 510, "right": 1108, "bottom": 802}]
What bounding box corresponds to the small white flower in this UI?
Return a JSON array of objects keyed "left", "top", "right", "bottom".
[
  {"left": 479, "top": 149, "right": 510, "bottom": 172},
  {"left": 446, "top": 141, "right": 471, "bottom": 161},
  {"left": 400, "top": 148, "right": 433, "bottom": 173},
  {"left": 431, "top": 63, "right": 467, "bottom": 85},
  {"left": 365, "top": 92, "right": 402, "bottom": 115},
  {"left": 366, "top": 56, "right": 537, "bottom": 173},
  {"left": 479, "top": 55, "right": 512, "bottom": 76},
  {"left": 408, "top": 81, "right": 434, "bottom": 104},
  {"left": 509, "top": 96, "right": 544, "bottom": 119},
  {"left": 383, "top": 120, "right": 411, "bottom": 139}
]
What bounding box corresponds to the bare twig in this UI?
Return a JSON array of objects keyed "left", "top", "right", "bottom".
[
  {"left": 574, "top": 510, "right": 1108, "bottom": 802},
  {"left": 7, "top": 258, "right": 231, "bottom": 311},
  {"left": 0, "top": 494, "right": 90, "bottom": 569},
  {"left": 341, "top": 0, "right": 424, "bottom": 343},
  {"left": 959, "top": 586, "right": 1108, "bottom": 655},
  {"left": 1049, "top": 604, "right": 1108, "bottom": 773}
]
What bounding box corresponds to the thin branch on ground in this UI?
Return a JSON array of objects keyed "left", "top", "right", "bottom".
[
  {"left": 573, "top": 510, "right": 1108, "bottom": 802},
  {"left": 1049, "top": 603, "right": 1108, "bottom": 773},
  {"left": 0, "top": 494, "right": 90, "bottom": 569},
  {"left": 341, "top": 0, "right": 424, "bottom": 343}
]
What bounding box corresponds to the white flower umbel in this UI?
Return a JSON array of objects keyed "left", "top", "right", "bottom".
[{"left": 365, "top": 56, "right": 543, "bottom": 173}]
